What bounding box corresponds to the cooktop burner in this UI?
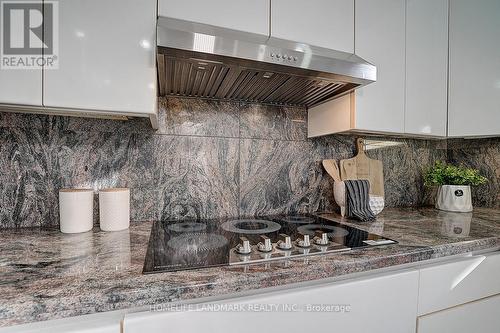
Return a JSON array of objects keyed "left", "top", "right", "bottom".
[
  {"left": 281, "top": 215, "right": 316, "bottom": 224},
  {"left": 297, "top": 224, "right": 350, "bottom": 238},
  {"left": 143, "top": 214, "right": 397, "bottom": 274},
  {"left": 167, "top": 222, "right": 207, "bottom": 233},
  {"left": 167, "top": 233, "right": 228, "bottom": 252},
  {"left": 221, "top": 219, "right": 281, "bottom": 234}
]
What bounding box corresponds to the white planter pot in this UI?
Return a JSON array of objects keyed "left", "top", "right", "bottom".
[{"left": 436, "top": 185, "right": 473, "bottom": 213}]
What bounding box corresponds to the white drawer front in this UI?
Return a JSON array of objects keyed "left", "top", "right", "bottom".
[
  {"left": 124, "top": 270, "right": 419, "bottom": 333},
  {"left": 418, "top": 252, "right": 500, "bottom": 315},
  {"left": 417, "top": 294, "right": 500, "bottom": 333}
]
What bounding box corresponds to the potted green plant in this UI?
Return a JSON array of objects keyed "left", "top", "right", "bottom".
[{"left": 424, "top": 161, "right": 488, "bottom": 212}]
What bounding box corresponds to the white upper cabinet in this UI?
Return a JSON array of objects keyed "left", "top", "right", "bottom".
[
  {"left": 309, "top": 0, "right": 450, "bottom": 138},
  {"left": 270, "top": 0, "right": 354, "bottom": 53},
  {"left": 405, "top": 0, "right": 448, "bottom": 137},
  {"left": 158, "top": 0, "right": 270, "bottom": 37},
  {"left": 354, "top": 0, "right": 406, "bottom": 134},
  {"left": 0, "top": 0, "right": 42, "bottom": 106},
  {"left": 448, "top": 0, "right": 500, "bottom": 137},
  {"left": 0, "top": 69, "right": 42, "bottom": 107},
  {"left": 43, "top": 0, "right": 157, "bottom": 116}
]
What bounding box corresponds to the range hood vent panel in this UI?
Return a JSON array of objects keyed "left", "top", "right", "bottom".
[
  {"left": 157, "top": 18, "right": 376, "bottom": 108},
  {"left": 158, "top": 52, "right": 357, "bottom": 107}
]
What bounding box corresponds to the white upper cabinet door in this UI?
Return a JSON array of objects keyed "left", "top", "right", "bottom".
[
  {"left": 43, "top": 0, "right": 157, "bottom": 115},
  {"left": 0, "top": 0, "right": 42, "bottom": 106},
  {"left": 158, "top": 0, "right": 270, "bottom": 37},
  {"left": 448, "top": 0, "right": 500, "bottom": 137},
  {"left": 271, "top": 0, "right": 354, "bottom": 53},
  {"left": 0, "top": 70, "right": 42, "bottom": 106},
  {"left": 354, "top": 0, "right": 406, "bottom": 134},
  {"left": 405, "top": 0, "right": 448, "bottom": 137}
]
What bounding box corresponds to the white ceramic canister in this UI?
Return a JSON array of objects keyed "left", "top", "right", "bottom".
[
  {"left": 99, "top": 188, "right": 130, "bottom": 231},
  {"left": 59, "top": 188, "right": 94, "bottom": 234}
]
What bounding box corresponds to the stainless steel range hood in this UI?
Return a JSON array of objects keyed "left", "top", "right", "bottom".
[{"left": 157, "top": 17, "right": 376, "bottom": 108}]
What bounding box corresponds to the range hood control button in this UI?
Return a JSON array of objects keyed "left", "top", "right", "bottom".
[
  {"left": 295, "top": 233, "right": 311, "bottom": 248},
  {"left": 236, "top": 237, "right": 252, "bottom": 255},
  {"left": 257, "top": 235, "right": 273, "bottom": 252},
  {"left": 277, "top": 233, "right": 292, "bottom": 250},
  {"left": 314, "top": 230, "right": 329, "bottom": 246}
]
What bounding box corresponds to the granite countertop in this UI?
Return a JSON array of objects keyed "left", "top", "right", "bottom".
[{"left": 1, "top": 207, "right": 500, "bottom": 327}]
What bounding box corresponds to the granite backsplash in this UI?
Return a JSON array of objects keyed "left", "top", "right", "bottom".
[
  {"left": 0, "top": 97, "right": 497, "bottom": 228},
  {"left": 447, "top": 137, "right": 500, "bottom": 208}
]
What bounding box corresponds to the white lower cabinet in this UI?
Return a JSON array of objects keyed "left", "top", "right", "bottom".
[
  {"left": 417, "top": 252, "right": 500, "bottom": 316},
  {"left": 417, "top": 294, "right": 500, "bottom": 333},
  {"left": 123, "top": 269, "right": 419, "bottom": 333},
  {"left": 417, "top": 251, "right": 500, "bottom": 333}
]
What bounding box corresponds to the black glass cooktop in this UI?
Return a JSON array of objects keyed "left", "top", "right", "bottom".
[{"left": 143, "top": 214, "right": 397, "bottom": 274}]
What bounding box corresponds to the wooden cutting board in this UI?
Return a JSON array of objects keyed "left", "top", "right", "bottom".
[{"left": 340, "top": 138, "right": 385, "bottom": 197}]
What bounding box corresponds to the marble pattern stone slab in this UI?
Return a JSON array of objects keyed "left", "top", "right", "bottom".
[
  {"left": 0, "top": 126, "right": 54, "bottom": 228},
  {"left": 159, "top": 97, "right": 240, "bottom": 137},
  {"left": 0, "top": 98, "right": 498, "bottom": 228},
  {"left": 239, "top": 138, "right": 334, "bottom": 215},
  {"left": 447, "top": 137, "right": 500, "bottom": 208},
  {"left": 363, "top": 140, "right": 448, "bottom": 207},
  {"left": 0, "top": 207, "right": 499, "bottom": 327},
  {"left": 239, "top": 103, "right": 307, "bottom": 141},
  {"left": 156, "top": 135, "right": 240, "bottom": 220}
]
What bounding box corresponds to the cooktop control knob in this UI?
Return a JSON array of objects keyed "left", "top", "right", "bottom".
[
  {"left": 314, "top": 230, "right": 329, "bottom": 246},
  {"left": 295, "top": 233, "right": 311, "bottom": 248},
  {"left": 236, "top": 236, "right": 252, "bottom": 255},
  {"left": 257, "top": 235, "right": 273, "bottom": 252},
  {"left": 277, "top": 233, "right": 292, "bottom": 250}
]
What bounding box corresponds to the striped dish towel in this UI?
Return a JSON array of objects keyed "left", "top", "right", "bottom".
[{"left": 344, "top": 180, "right": 376, "bottom": 221}]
